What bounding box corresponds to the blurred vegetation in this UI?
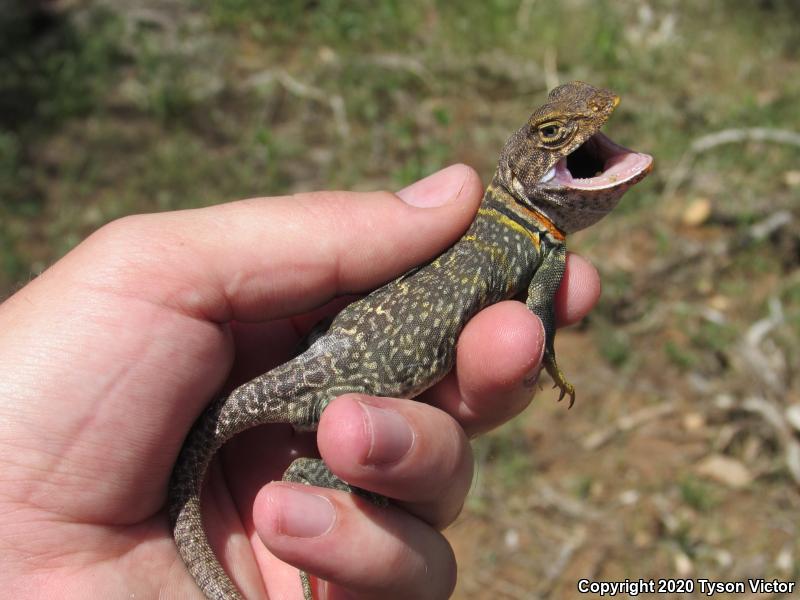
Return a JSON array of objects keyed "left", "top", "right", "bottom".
[{"left": 1, "top": 0, "right": 799, "bottom": 597}]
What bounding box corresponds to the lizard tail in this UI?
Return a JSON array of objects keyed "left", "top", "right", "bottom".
[
  {"left": 168, "top": 395, "right": 247, "bottom": 600},
  {"left": 168, "top": 350, "right": 334, "bottom": 599},
  {"left": 170, "top": 491, "right": 243, "bottom": 600}
]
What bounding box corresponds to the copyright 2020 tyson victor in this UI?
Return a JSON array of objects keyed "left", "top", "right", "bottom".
[{"left": 577, "top": 577, "right": 796, "bottom": 596}]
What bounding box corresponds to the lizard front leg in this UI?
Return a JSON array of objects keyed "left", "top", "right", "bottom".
[{"left": 525, "top": 243, "right": 575, "bottom": 407}]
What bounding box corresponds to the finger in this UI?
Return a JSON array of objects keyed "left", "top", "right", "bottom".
[
  {"left": 424, "top": 301, "right": 544, "bottom": 437},
  {"left": 317, "top": 395, "right": 472, "bottom": 529},
  {"left": 555, "top": 252, "right": 601, "bottom": 326},
  {"left": 254, "top": 482, "right": 456, "bottom": 600},
  {"left": 38, "top": 163, "right": 483, "bottom": 324}
]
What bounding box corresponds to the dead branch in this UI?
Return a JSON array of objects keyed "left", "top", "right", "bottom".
[
  {"left": 740, "top": 396, "right": 800, "bottom": 485},
  {"left": 582, "top": 402, "right": 677, "bottom": 450},
  {"left": 732, "top": 297, "right": 800, "bottom": 484},
  {"left": 540, "top": 527, "right": 587, "bottom": 596},
  {"left": 739, "top": 297, "right": 788, "bottom": 398},
  {"left": 611, "top": 210, "right": 794, "bottom": 322},
  {"left": 245, "top": 70, "right": 350, "bottom": 139},
  {"left": 530, "top": 481, "right": 602, "bottom": 520},
  {"left": 664, "top": 127, "right": 800, "bottom": 199}
]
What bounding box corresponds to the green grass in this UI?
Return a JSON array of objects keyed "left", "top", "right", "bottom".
[
  {"left": 2, "top": 0, "right": 797, "bottom": 376},
  {"left": 474, "top": 421, "right": 536, "bottom": 489},
  {"left": 3, "top": 0, "right": 798, "bottom": 365},
  {"left": 679, "top": 475, "right": 718, "bottom": 512}
]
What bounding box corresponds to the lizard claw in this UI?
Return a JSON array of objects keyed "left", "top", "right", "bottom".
[
  {"left": 544, "top": 356, "right": 576, "bottom": 408},
  {"left": 562, "top": 384, "right": 577, "bottom": 409},
  {"left": 553, "top": 380, "right": 576, "bottom": 408}
]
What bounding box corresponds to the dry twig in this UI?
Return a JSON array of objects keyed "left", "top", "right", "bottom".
[
  {"left": 664, "top": 127, "right": 800, "bottom": 199},
  {"left": 539, "top": 528, "right": 588, "bottom": 597},
  {"left": 733, "top": 298, "right": 800, "bottom": 484},
  {"left": 582, "top": 402, "right": 677, "bottom": 450},
  {"left": 245, "top": 70, "right": 350, "bottom": 139},
  {"left": 612, "top": 210, "right": 794, "bottom": 322}
]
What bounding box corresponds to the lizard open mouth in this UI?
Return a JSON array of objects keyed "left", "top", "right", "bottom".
[{"left": 543, "top": 132, "right": 653, "bottom": 190}]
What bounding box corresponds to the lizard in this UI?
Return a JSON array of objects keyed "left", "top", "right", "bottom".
[{"left": 168, "top": 81, "right": 653, "bottom": 599}]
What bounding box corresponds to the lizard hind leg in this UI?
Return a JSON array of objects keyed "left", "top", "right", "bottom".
[
  {"left": 282, "top": 458, "right": 389, "bottom": 600},
  {"left": 283, "top": 457, "right": 389, "bottom": 505}
]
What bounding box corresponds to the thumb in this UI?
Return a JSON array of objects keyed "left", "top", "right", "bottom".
[{"left": 60, "top": 163, "right": 484, "bottom": 323}]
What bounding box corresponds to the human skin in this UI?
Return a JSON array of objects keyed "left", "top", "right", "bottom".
[{"left": 0, "top": 164, "right": 600, "bottom": 599}]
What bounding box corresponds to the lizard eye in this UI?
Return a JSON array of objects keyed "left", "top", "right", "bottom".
[
  {"left": 540, "top": 124, "right": 560, "bottom": 138},
  {"left": 537, "top": 122, "right": 564, "bottom": 143},
  {"left": 536, "top": 121, "right": 572, "bottom": 148}
]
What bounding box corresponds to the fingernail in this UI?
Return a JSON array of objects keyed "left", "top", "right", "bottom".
[
  {"left": 522, "top": 365, "right": 542, "bottom": 389},
  {"left": 396, "top": 164, "right": 470, "bottom": 207},
  {"left": 273, "top": 486, "right": 336, "bottom": 538},
  {"left": 358, "top": 401, "right": 415, "bottom": 465}
]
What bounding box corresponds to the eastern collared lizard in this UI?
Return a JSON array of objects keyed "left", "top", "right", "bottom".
[{"left": 169, "top": 81, "right": 653, "bottom": 599}]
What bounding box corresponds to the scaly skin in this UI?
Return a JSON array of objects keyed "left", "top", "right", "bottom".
[{"left": 169, "top": 81, "right": 653, "bottom": 599}]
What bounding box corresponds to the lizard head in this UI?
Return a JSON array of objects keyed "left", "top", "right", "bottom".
[{"left": 497, "top": 81, "right": 653, "bottom": 234}]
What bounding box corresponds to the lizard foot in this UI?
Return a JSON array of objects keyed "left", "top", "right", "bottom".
[
  {"left": 543, "top": 354, "right": 576, "bottom": 408},
  {"left": 553, "top": 379, "right": 576, "bottom": 408}
]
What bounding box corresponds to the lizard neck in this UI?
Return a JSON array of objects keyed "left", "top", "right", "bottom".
[{"left": 482, "top": 172, "right": 567, "bottom": 244}]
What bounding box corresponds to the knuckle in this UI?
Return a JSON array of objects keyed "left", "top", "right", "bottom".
[{"left": 86, "top": 213, "right": 156, "bottom": 256}]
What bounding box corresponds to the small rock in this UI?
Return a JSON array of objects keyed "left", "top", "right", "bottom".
[
  {"left": 784, "top": 170, "right": 800, "bottom": 187},
  {"left": 683, "top": 412, "right": 706, "bottom": 432},
  {"left": 785, "top": 404, "right": 800, "bottom": 432},
  {"left": 707, "top": 295, "right": 731, "bottom": 312},
  {"left": 82, "top": 205, "right": 104, "bottom": 226},
  {"left": 682, "top": 198, "right": 712, "bottom": 227},
  {"left": 674, "top": 551, "right": 693, "bottom": 576},
  {"left": 776, "top": 546, "right": 793, "bottom": 574},
  {"left": 317, "top": 46, "right": 337, "bottom": 63},
  {"left": 503, "top": 528, "right": 520, "bottom": 550},
  {"left": 633, "top": 530, "right": 652, "bottom": 548},
  {"left": 589, "top": 481, "right": 605, "bottom": 499},
  {"left": 713, "top": 394, "right": 736, "bottom": 410},
  {"left": 695, "top": 454, "right": 753, "bottom": 488},
  {"left": 715, "top": 549, "right": 733, "bottom": 568}
]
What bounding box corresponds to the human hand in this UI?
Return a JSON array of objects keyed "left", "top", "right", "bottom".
[{"left": 0, "top": 164, "right": 599, "bottom": 599}]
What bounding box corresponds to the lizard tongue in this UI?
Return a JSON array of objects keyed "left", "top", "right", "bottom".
[{"left": 553, "top": 132, "right": 653, "bottom": 191}]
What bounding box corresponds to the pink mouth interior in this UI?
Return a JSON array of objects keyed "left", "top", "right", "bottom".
[{"left": 552, "top": 132, "right": 653, "bottom": 190}]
